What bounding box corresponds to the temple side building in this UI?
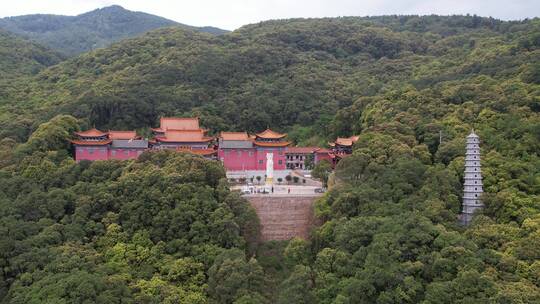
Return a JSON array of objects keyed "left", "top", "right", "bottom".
[
  {"left": 461, "top": 130, "right": 484, "bottom": 225},
  {"left": 327, "top": 135, "right": 360, "bottom": 166},
  {"left": 286, "top": 147, "right": 333, "bottom": 170},
  {"left": 72, "top": 129, "right": 148, "bottom": 161}
]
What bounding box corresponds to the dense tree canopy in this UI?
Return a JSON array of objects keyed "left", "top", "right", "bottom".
[
  {"left": 0, "top": 29, "right": 63, "bottom": 80},
  {"left": 0, "top": 117, "right": 261, "bottom": 303},
  {"left": 0, "top": 15, "right": 538, "bottom": 142}
]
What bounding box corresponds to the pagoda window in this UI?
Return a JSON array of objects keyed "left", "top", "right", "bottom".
[
  {"left": 124, "top": 150, "right": 129, "bottom": 155},
  {"left": 259, "top": 160, "right": 263, "bottom": 164},
  {"left": 88, "top": 148, "right": 94, "bottom": 154},
  {"left": 111, "top": 150, "right": 116, "bottom": 156},
  {"left": 278, "top": 160, "right": 283, "bottom": 165},
  {"left": 237, "top": 150, "right": 242, "bottom": 156},
  {"left": 225, "top": 150, "right": 230, "bottom": 155}
]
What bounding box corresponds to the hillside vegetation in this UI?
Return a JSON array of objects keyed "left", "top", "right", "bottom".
[
  {"left": 0, "top": 15, "right": 538, "bottom": 303},
  {"left": 0, "top": 15, "right": 538, "bottom": 141},
  {"left": 0, "top": 29, "right": 63, "bottom": 79},
  {"left": 0, "top": 5, "right": 227, "bottom": 56}
]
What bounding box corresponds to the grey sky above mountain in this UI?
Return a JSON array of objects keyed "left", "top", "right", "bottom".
[{"left": 1, "top": 0, "right": 538, "bottom": 30}]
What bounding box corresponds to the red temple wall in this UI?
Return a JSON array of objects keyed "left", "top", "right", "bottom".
[
  {"left": 218, "top": 147, "right": 287, "bottom": 171},
  {"left": 255, "top": 148, "right": 287, "bottom": 171},
  {"left": 74, "top": 144, "right": 331, "bottom": 170},
  {"left": 218, "top": 148, "right": 258, "bottom": 171},
  {"left": 75, "top": 146, "right": 109, "bottom": 161},
  {"left": 108, "top": 149, "right": 143, "bottom": 160}
]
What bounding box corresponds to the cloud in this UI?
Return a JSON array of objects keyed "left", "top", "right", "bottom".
[{"left": 1, "top": 0, "right": 538, "bottom": 30}]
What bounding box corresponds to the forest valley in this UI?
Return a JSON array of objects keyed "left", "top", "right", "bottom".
[{"left": 0, "top": 15, "right": 538, "bottom": 303}]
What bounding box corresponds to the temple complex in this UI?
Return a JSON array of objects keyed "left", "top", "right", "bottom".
[{"left": 71, "top": 117, "right": 359, "bottom": 176}]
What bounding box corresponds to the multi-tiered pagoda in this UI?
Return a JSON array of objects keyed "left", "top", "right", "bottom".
[{"left": 461, "top": 130, "right": 484, "bottom": 225}]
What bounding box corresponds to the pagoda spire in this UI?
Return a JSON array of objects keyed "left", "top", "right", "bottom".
[{"left": 461, "top": 130, "right": 484, "bottom": 225}]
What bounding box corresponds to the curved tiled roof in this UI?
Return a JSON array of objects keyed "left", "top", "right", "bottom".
[
  {"left": 315, "top": 148, "right": 332, "bottom": 153},
  {"left": 74, "top": 128, "right": 107, "bottom": 137},
  {"left": 159, "top": 117, "right": 200, "bottom": 131},
  {"left": 255, "top": 129, "right": 286, "bottom": 139},
  {"left": 253, "top": 141, "right": 291, "bottom": 147},
  {"left": 220, "top": 131, "right": 250, "bottom": 141},
  {"left": 71, "top": 139, "right": 111, "bottom": 146},
  {"left": 108, "top": 130, "right": 137, "bottom": 140},
  {"left": 333, "top": 135, "right": 360, "bottom": 147},
  {"left": 156, "top": 130, "right": 213, "bottom": 143}
]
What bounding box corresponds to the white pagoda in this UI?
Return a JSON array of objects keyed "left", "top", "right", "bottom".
[{"left": 461, "top": 130, "right": 484, "bottom": 225}]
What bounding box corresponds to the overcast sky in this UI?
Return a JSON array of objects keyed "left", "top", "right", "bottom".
[{"left": 1, "top": 0, "right": 538, "bottom": 30}]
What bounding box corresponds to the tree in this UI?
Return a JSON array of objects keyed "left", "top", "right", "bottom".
[
  {"left": 277, "top": 265, "right": 316, "bottom": 304},
  {"left": 15, "top": 115, "right": 80, "bottom": 157},
  {"left": 312, "top": 160, "right": 332, "bottom": 187},
  {"left": 208, "top": 249, "right": 267, "bottom": 303},
  {"left": 304, "top": 154, "right": 315, "bottom": 170},
  {"left": 285, "top": 175, "right": 292, "bottom": 183}
]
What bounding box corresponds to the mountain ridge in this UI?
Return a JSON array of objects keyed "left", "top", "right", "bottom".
[{"left": 0, "top": 5, "right": 228, "bottom": 56}]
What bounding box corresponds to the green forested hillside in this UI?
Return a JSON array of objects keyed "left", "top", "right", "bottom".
[
  {"left": 0, "top": 16, "right": 537, "bottom": 141},
  {"left": 0, "top": 29, "right": 63, "bottom": 79},
  {"left": 0, "top": 15, "right": 539, "bottom": 303},
  {"left": 0, "top": 5, "right": 227, "bottom": 56}
]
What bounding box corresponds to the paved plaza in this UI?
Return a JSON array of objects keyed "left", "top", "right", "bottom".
[{"left": 231, "top": 184, "right": 324, "bottom": 196}]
